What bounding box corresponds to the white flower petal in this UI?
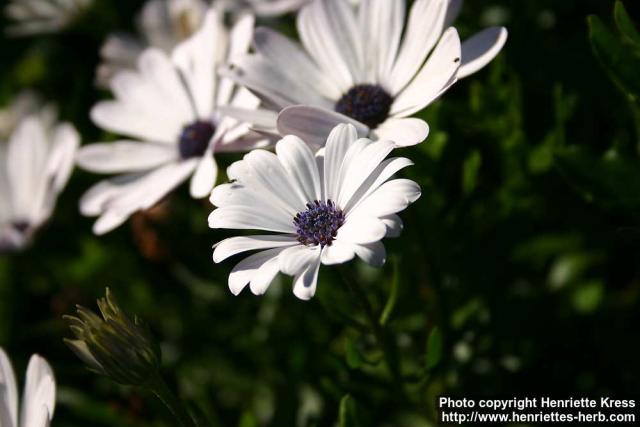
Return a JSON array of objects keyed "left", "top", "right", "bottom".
[
  {"left": 91, "top": 161, "right": 197, "bottom": 234},
  {"left": 6, "top": 117, "right": 48, "bottom": 222},
  {"left": 107, "top": 161, "right": 197, "bottom": 213},
  {"left": 217, "top": 106, "right": 278, "bottom": 130},
  {"left": 0, "top": 348, "right": 18, "bottom": 427},
  {"left": 276, "top": 105, "right": 369, "bottom": 149},
  {"left": 92, "top": 210, "right": 130, "bottom": 236},
  {"left": 189, "top": 153, "right": 218, "bottom": 199},
  {"left": 388, "top": 0, "right": 449, "bottom": 94},
  {"left": 249, "top": 254, "right": 283, "bottom": 295},
  {"left": 338, "top": 140, "right": 396, "bottom": 208},
  {"left": 292, "top": 253, "right": 321, "bottom": 300},
  {"left": 222, "top": 56, "right": 332, "bottom": 109},
  {"left": 21, "top": 355, "right": 55, "bottom": 427},
  {"left": 373, "top": 118, "right": 429, "bottom": 147},
  {"left": 47, "top": 123, "right": 79, "bottom": 189},
  {"left": 359, "top": 0, "right": 405, "bottom": 83},
  {"left": 349, "top": 179, "right": 421, "bottom": 218},
  {"left": 391, "top": 27, "right": 461, "bottom": 117},
  {"left": 320, "top": 240, "right": 355, "bottom": 265},
  {"left": 76, "top": 141, "right": 177, "bottom": 174},
  {"left": 243, "top": 149, "right": 307, "bottom": 213},
  {"left": 344, "top": 157, "right": 414, "bottom": 214},
  {"left": 209, "top": 182, "right": 292, "bottom": 220},
  {"left": 381, "top": 214, "right": 403, "bottom": 238},
  {"left": 275, "top": 136, "right": 322, "bottom": 202},
  {"left": 458, "top": 27, "right": 508, "bottom": 79},
  {"left": 79, "top": 174, "right": 144, "bottom": 217},
  {"left": 297, "top": 0, "right": 359, "bottom": 92},
  {"left": 213, "top": 235, "right": 297, "bottom": 263},
  {"left": 323, "top": 123, "right": 359, "bottom": 202},
  {"left": 354, "top": 241, "right": 386, "bottom": 267},
  {"left": 217, "top": 13, "right": 255, "bottom": 107},
  {"left": 444, "top": 0, "right": 463, "bottom": 27},
  {"left": 136, "top": 48, "right": 195, "bottom": 117},
  {"left": 279, "top": 244, "right": 318, "bottom": 275},
  {"left": 252, "top": 27, "right": 342, "bottom": 100},
  {"left": 250, "top": 0, "right": 310, "bottom": 17},
  {"left": 336, "top": 217, "right": 386, "bottom": 244},
  {"left": 228, "top": 247, "right": 288, "bottom": 296},
  {"left": 209, "top": 206, "right": 295, "bottom": 233},
  {"left": 172, "top": 9, "right": 223, "bottom": 117},
  {"left": 90, "top": 101, "right": 181, "bottom": 144}
]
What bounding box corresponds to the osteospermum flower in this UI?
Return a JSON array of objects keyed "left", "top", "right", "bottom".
[
  {"left": 4, "top": 0, "right": 91, "bottom": 36},
  {"left": 0, "top": 348, "right": 56, "bottom": 427},
  {"left": 97, "top": 0, "right": 208, "bottom": 87},
  {"left": 222, "top": 0, "right": 508, "bottom": 147},
  {"left": 210, "top": 124, "right": 421, "bottom": 300},
  {"left": 0, "top": 99, "right": 79, "bottom": 253},
  {"left": 77, "top": 7, "right": 269, "bottom": 235}
]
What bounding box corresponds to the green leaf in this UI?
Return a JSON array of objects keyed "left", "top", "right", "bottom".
[
  {"left": 426, "top": 327, "right": 443, "bottom": 370},
  {"left": 462, "top": 150, "right": 482, "bottom": 194},
  {"left": 572, "top": 280, "right": 605, "bottom": 314},
  {"left": 555, "top": 146, "right": 640, "bottom": 209},
  {"left": 379, "top": 257, "right": 400, "bottom": 326},
  {"left": 345, "top": 339, "right": 364, "bottom": 369},
  {"left": 614, "top": 1, "right": 640, "bottom": 47},
  {"left": 588, "top": 14, "right": 640, "bottom": 103},
  {"left": 339, "top": 395, "right": 361, "bottom": 427},
  {"left": 238, "top": 411, "right": 258, "bottom": 427}
]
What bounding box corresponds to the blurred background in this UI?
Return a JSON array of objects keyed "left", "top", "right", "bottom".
[{"left": 0, "top": 0, "right": 639, "bottom": 426}]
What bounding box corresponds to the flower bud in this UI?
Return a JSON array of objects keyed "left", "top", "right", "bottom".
[{"left": 64, "top": 288, "right": 161, "bottom": 386}]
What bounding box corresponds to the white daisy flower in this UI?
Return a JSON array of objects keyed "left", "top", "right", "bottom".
[
  {"left": 0, "top": 348, "right": 56, "bottom": 427},
  {"left": 78, "top": 7, "right": 269, "bottom": 235},
  {"left": 220, "top": 0, "right": 310, "bottom": 17},
  {"left": 209, "top": 123, "right": 421, "bottom": 300},
  {"left": 222, "top": 0, "right": 508, "bottom": 147},
  {"left": 0, "top": 99, "right": 79, "bottom": 253},
  {"left": 4, "top": 0, "right": 92, "bottom": 36},
  {"left": 97, "top": 0, "right": 208, "bottom": 87}
]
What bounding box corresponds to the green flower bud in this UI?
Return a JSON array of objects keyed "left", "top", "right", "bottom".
[{"left": 64, "top": 288, "right": 161, "bottom": 387}]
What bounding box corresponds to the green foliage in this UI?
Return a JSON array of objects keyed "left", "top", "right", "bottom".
[{"left": 425, "top": 327, "right": 443, "bottom": 370}]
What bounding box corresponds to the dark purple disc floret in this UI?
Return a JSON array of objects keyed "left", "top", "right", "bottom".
[
  {"left": 335, "top": 84, "right": 393, "bottom": 129},
  {"left": 178, "top": 120, "right": 215, "bottom": 159},
  {"left": 294, "top": 200, "right": 345, "bottom": 247}
]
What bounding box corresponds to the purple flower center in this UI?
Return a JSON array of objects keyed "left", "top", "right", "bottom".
[
  {"left": 294, "top": 200, "right": 345, "bottom": 247},
  {"left": 335, "top": 84, "right": 393, "bottom": 129},
  {"left": 178, "top": 121, "right": 215, "bottom": 159}
]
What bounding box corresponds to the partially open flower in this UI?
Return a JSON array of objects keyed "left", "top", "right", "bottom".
[{"left": 64, "top": 288, "right": 161, "bottom": 387}]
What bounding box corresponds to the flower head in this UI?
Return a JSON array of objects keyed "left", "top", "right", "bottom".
[
  {"left": 210, "top": 123, "right": 421, "bottom": 300},
  {"left": 64, "top": 288, "right": 161, "bottom": 387},
  {"left": 222, "top": 0, "right": 508, "bottom": 147},
  {"left": 78, "top": 7, "right": 269, "bottom": 234},
  {"left": 0, "top": 348, "right": 56, "bottom": 427},
  {"left": 0, "top": 96, "right": 79, "bottom": 253},
  {"left": 4, "top": 0, "right": 92, "bottom": 36}
]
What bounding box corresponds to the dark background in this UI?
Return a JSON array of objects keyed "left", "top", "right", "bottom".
[{"left": 0, "top": 0, "right": 639, "bottom": 426}]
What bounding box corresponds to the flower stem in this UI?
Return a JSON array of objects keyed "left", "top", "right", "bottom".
[
  {"left": 340, "top": 267, "right": 406, "bottom": 397},
  {"left": 148, "top": 375, "right": 198, "bottom": 427}
]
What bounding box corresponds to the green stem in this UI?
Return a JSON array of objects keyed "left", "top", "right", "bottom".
[
  {"left": 149, "top": 375, "right": 198, "bottom": 427},
  {"left": 339, "top": 268, "right": 406, "bottom": 398}
]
